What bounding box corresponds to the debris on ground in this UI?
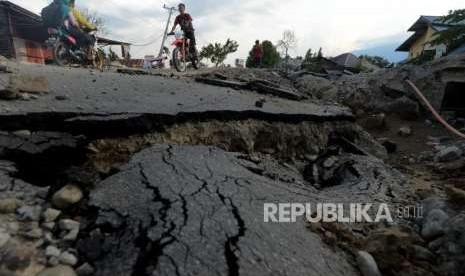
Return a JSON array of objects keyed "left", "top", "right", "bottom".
[
  {"left": 195, "top": 72, "right": 306, "bottom": 100},
  {"left": 0, "top": 54, "right": 464, "bottom": 276}
]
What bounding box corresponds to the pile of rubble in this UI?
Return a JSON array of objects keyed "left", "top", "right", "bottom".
[
  {"left": 293, "top": 53, "right": 465, "bottom": 120},
  {"left": 0, "top": 162, "right": 91, "bottom": 276}
]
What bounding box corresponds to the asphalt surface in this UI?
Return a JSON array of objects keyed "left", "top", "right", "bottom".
[
  {"left": 0, "top": 62, "right": 413, "bottom": 276},
  {"left": 86, "top": 145, "right": 361, "bottom": 276},
  {"left": 0, "top": 63, "right": 352, "bottom": 122}
]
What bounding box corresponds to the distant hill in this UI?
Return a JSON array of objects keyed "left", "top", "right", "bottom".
[{"left": 353, "top": 42, "right": 408, "bottom": 63}]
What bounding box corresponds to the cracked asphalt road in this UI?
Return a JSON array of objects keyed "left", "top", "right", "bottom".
[
  {"left": 0, "top": 63, "right": 408, "bottom": 276},
  {"left": 87, "top": 145, "right": 360, "bottom": 276},
  {"left": 0, "top": 63, "right": 352, "bottom": 123}
]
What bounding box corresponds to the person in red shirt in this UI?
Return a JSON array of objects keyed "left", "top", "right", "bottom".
[
  {"left": 169, "top": 3, "right": 197, "bottom": 58},
  {"left": 252, "top": 40, "right": 264, "bottom": 68}
]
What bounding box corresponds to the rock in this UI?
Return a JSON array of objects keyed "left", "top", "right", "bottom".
[
  {"left": 398, "top": 126, "right": 412, "bottom": 137},
  {"left": 42, "top": 208, "right": 62, "bottom": 223},
  {"left": 412, "top": 245, "right": 435, "bottom": 261},
  {"left": 36, "top": 265, "right": 77, "bottom": 276},
  {"left": 16, "top": 205, "right": 42, "bottom": 221},
  {"left": 52, "top": 185, "right": 83, "bottom": 209},
  {"left": 76, "top": 263, "right": 95, "bottom": 276},
  {"left": 0, "top": 229, "right": 11, "bottom": 247},
  {"left": 445, "top": 185, "right": 465, "bottom": 205},
  {"left": 359, "top": 113, "right": 386, "bottom": 130},
  {"left": 44, "top": 231, "right": 58, "bottom": 245},
  {"left": 59, "top": 251, "right": 78, "bottom": 266},
  {"left": 55, "top": 95, "right": 69, "bottom": 101},
  {"left": 59, "top": 219, "right": 80, "bottom": 231},
  {"left": 428, "top": 237, "right": 445, "bottom": 252},
  {"left": 42, "top": 222, "right": 56, "bottom": 231},
  {"left": 434, "top": 214, "right": 465, "bottom": 275},
  {"left": 23, "top": 228, "right": 43, "bottom": 239},
  {"left": 363, "top": 226, "right": 423, "bottom": 274},
  {"left": 436, "top": 146, "right": 463, "bottom": 163},
  {"left": 59, "top": 219, "right": 80, "bottom": 241},
  {"left": 385, "top": 96, "right": 420, "bottom": 119},
  {"left": 19, "top": 93, "right": 31, "bottom": 101},
  {"left": 356, "top": 251, "right": 382, "bottom": 276},
  {"left": 45, "top": 245, "right": 61, "bottom": 258},
  {"left": 377, "top": 138, "right": 397, "bottom": 153},
  {"left": 444, "top": 214, "right": 465, "bottom": 248},
  {"left": 48, "top": 256, "right": 60, "bottom": 266},
  {"left": 422, "top": 209, "right": 449, "bottom": 240},
  {"left": 0, "top": 198, "right": 23, "bottom": 214},
  {"left": 421, "top": 197, "right": 446, "bottom": 218}
]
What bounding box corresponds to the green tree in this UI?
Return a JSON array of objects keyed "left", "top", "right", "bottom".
[
  {"left": 316, "top": 47, "right": 323, "bottom": 60},
  {"left": 432, "top": 9, "right": 465, "bottom": 53},
  {"left": 304, "top": 48, "right": 313, "bottom": 62},
  {"left": 108, "top": 47, "right": 119, "bottom": 62},
  {"left": 246, "top": 40, "right": 280, "bottom": 68},
  {"left": 199, "top": 39, "right": 239, "bottom": 67},
  {"left": 79, "top": 7, "right": 108, "bottom": 36}
]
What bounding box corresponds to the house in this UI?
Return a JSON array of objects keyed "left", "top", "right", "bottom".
[
  {"left": 0, "top": 1, "right": 131, "bottom": 64},
  {"left": 331, "top": 53, "right": 360, "bottom": 70},
  {"left": 396, "top": 15, "right": 465, "bottom": 60},
  {"left": 0, "top": 0, "right": 49, "bottom": 63}
]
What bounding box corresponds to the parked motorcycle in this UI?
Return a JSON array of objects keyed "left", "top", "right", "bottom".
[
  {"left": 46, "top": 28, "right": 105, "bottom": 71},
  {"left": 168, "top": 31, "right": 199, "bottom": 72}
]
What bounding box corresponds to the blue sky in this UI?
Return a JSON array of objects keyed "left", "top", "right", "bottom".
[{"left": 10, "top": 0, "right": 465, "bottom": 63}]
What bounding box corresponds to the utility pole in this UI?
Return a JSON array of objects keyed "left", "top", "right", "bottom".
[{"left": 158, "top": 5, "right": 175, "bottom": 58}]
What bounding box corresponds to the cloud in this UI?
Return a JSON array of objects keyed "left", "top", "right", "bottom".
[{"left": 9, "top": 0, "right": 465, "bottom": 63}]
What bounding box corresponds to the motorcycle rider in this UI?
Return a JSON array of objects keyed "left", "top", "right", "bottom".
[
  {"left": 69, "top": 0, "right": 96, "bottom": 59},
  {"left": 60, "top": 0, "right": 94, "bottom": 51},
  {"left": 169, "top": 3, "right": 197, "bottom": 58}
]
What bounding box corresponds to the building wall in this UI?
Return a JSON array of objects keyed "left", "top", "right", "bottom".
[
  {"left": 409, "top": 26, "right": 437, "bottom": 58},
  {"left": 408, "top": 26, "right": 447, "bottom": 59}
]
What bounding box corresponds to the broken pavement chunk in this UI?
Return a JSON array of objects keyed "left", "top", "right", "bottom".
[
  {"left": 88, "top": 145, "right": 360, "bottom": 276},
  {"left": 9, "top": 74, "right": 49, "bottom": 94},
  {"left": 398, "top": 126, "right": 412, "bottom": 137},
  {"left": 195, "top": 77, "right": 305, "bottom": 101}
]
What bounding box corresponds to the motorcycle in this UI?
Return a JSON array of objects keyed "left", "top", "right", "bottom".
[
  {"left": 167, "top": 31, "right": 199, "bottom": 72},
  {"left": 46, "top": 28, "right": 105, "bottom": 71}
]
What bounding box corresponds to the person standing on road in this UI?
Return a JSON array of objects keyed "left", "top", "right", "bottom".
[
  {"left": 169, "top": 3, "right": 198, "bottom": 58},
  {"left": 252, "top": 40, "right": 264, "bottom": 68}
]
